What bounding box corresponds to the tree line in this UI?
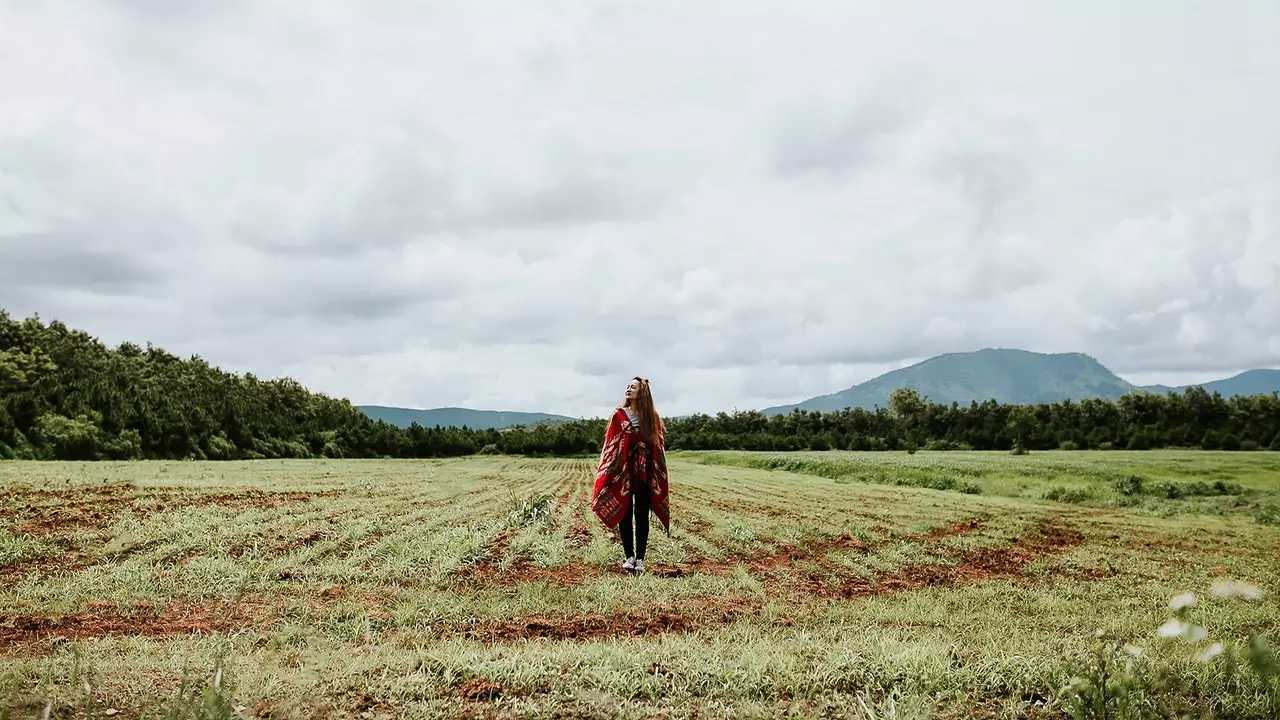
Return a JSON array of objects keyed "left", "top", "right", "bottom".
[{"left": 2, "top": 311, "right": 1278, "bottom": 461}]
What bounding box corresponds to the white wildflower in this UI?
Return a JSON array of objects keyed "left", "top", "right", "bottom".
[
  {"left": 1123, "top": 644, "right": 1144, "bottom": 658},
  {"left": 1210, "top": 579, "right": 1264, "bottom": 601},
  {"left": 1197, "top": 642, "right": 1224, "bottom": 662},
  {"left": 1183, "top": 624, "right": 1208, "bottom": 643},
  {"left": 1169, "top": 592, "right": 1196, "bottom": 611},
  {"left": 1157, "top": 619, "right": 1187, "bottom": 638}
]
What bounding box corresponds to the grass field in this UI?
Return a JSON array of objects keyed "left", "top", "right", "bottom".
[{"left": 1, "top": 451, "right": 1278, "bottom": 719}]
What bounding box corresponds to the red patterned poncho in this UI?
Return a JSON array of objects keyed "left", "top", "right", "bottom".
[{"left": 590, "top": 407, "right": 670, "bottom": 535}]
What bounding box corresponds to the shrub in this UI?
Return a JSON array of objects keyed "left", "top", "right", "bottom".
[
  {"left": 204, "top": 433, "right": 237, "bottom": 461},
  {"left": 102, "top": 429, "right": 143, "bottom": 460},
  {"left": 1059, "top": 440, "right": 1079, "bottom": 451},
  {"left": 926, "top": 439, "right": 971, "bottom": 451},
  {"left": 1255, "top": 504, "right": 1280, "bottom": 526},
  {"left": 1045, "top": 486, "right": 1092, "bottom": 504},
  {"left": 31, "top": 413, "right": 103, "bottom": 460},
  {"left": 1114, "top": 475, "right": 1144, "bottom": 496}
]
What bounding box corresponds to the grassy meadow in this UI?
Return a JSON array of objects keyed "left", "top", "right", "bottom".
[{"left": 1, "top": 450, "right": 1278, "bottom": 719}]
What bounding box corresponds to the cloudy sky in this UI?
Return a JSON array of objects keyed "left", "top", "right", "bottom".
[{"left": 2, "top": 1, "right": 1278, "bottom": 418}]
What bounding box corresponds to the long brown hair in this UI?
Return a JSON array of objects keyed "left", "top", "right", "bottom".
[{"left": 629, "top": 376, "right": 664, "bottom": 445}]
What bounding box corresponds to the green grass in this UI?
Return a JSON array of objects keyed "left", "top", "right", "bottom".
[
  {"left": 0, "top": 452, "right": 1277, "bottom": 718},
  {"left": 689, "top": 449, "right": 1280, "bottom": 523}
]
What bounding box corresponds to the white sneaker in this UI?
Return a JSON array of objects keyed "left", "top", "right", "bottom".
[
  {"left": 622, "top": 557, "right": 636, "bottom": 571},
  {"left": 633, "top": 559, "right": 645, "bottom": 573}
]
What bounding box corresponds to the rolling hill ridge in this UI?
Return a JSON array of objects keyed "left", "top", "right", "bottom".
[
  {"left": 762, "top": 349, "right": 1139, "bottom": 415},
  {"left": 1138, "top": 369, "right": 1280, "bottom": 400},
  {"left": 360, "top": 350, "right": 1280, "bottom": 427},
  {"left": 358, "top": 406, "right": 577, "bottom": 430}
]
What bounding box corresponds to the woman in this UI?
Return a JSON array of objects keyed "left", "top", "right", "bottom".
[{"left": 590, "top": 376, "right": 670, "bottom": 573}]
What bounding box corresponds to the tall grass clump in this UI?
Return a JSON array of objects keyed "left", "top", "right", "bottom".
[{"left": 1058, "top": 579, "right": 1278, "bottom": 718}]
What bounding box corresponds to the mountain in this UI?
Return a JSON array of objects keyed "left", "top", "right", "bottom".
[
  {"left": 359, "top": 406, "right": 577, "bottom": 430},
  {"left": 762, "top": 349, "right": 1137, "bottom": 415},
  {"left": 1139, "top": 369, "right": 1280, "bottom": 398}
]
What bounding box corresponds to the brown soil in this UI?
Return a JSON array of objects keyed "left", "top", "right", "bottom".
[
  {"left": 709, "top": 499, "right": 812, "bottom": 522},
  {"left": 2, "top": 485, "right": 339, "bottom": 537},
  {"left": 454, "top": 527, "right": 520, "bottom": 582},
  {"left": 648, "top": 529, "right": 872, "bottom": 579},
  {"left": 0, "top": 599, "right": 275, "bottom": 653},
  {"left": 797, "top": 519, "right": 1085, "bottom": 599},
  {"left": 912, "top": 515, "right": 987, "bottom": 540},
  {"left": 564, "top": 509, "right": 593, "bottom": 547},
  {"left": 5, "top": 492, "right": 139, "bottom": 535},
  {"left": 0, "top": 549, "right": 95, "bottom": 585},
  {"left": 456, "top": 678, "right": 503, "bottom": 701},
  {"left": 472, "top": 611, "right": 696, "bottom": 640},
  {"left": 186, "top": 489, "right": 340, "bottom": 511}
]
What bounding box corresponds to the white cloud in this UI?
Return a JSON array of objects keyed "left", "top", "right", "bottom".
[{"left": 1, "top": 0, "right": 1278, "bottom": 417}]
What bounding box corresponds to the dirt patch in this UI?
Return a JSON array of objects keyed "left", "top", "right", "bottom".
[
  {"left": 2, "top": 485, "right": 339, "bottom": 538},
  {"left": 0, "top": 549, "right": 96, "bottom": 585},
  {"left": 456, "top": 678, "right": 503, "bottom": 702},
  {"left": 457, "top": 610, "right": 696, "bottom": 642},
  {"left": 454, "top": 528, "right": 520, "bottom": 582},
  {"left": 0, "top": 483, "right": 138, "bottom": 536},
  {"left": 0, "top": 599, "right": 275, "bottom": 654},
  {"left": 911, "top": 515, "right": 987, "bottom": 541},
  {"left": 565, "top": 515, "right": 593, "bottom": 547},
  {"left": 436, "top": 593, "right": 760, "bottom": 644},
  {"left": 649, "top": 530, "right": 871, "bottom": 579},
  {"left": 799, "top": 519, "right": 1085, "bottom": 599},
  {"left": 184, "top": 489, "right": 340, "bottom": 511},
  {"left": 709, "top": 499, "right": 812, "bottom": 522}
]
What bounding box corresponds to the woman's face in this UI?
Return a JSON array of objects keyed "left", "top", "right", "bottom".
[{"left": 624, "top": 379, "right": 640, "bottom": 403}]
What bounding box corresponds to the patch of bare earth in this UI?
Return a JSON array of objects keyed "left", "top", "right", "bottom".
[
  {"left": 0, "top": 548, "right": 95, "bottom": 585},
  {"left": 441, "top": 595, "right": 760, "bottom": 643},
  {"left": 456, "top": 678, "right": 503, "bottom": 701},
  {"left": 1, "top": 484, "right": 340, "bottom": 538},
  {"left": 564, "top": 508, "right": 592, "bottom": 547},
  {"left": 709, "top": 498, "right": 813, "bottom": 523},
  {"left": 796, "top": 519, "right": 1087, "bottom": 599},
  {"left": 0, "top": 599, "right": 276, "bottom": 654}
]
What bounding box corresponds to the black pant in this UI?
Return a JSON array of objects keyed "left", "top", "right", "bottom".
[{"left": 619, "top": 486, "right": 651, "bottom": 560}]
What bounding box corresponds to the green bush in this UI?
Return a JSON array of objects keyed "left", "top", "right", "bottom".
[
  {"left": 1256, "top": 504, "right": 1280, "bottom": 526},
  {"left": 204, "top": 432, "right": 238, "bottom": 460},
  {"left": 1114, "top": 475, "right": 1144, "bottom": 496},
  {"left": 102, "top": 429, "right": 143, "bottom": 460},
  {"left": 31, "top": 413, "right": 103, "bottom": 460},
  {"left": 1045, "top": 486, "right": 1092, "bottom": 504}
]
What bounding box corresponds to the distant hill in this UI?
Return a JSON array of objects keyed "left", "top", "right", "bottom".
[
  {"left": 359, "top": 406, "right": 578, "bottom": 430},
  {"left": 1139, "top": 369, "right": 1280, "bottom": 398},
  {"left": 763, "top": 349, "right": 1137, "bottom": 415}
]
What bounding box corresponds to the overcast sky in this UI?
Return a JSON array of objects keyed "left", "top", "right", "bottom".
[{"left": 2, "top": 1, "right": 1278, "bottom": 418}]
